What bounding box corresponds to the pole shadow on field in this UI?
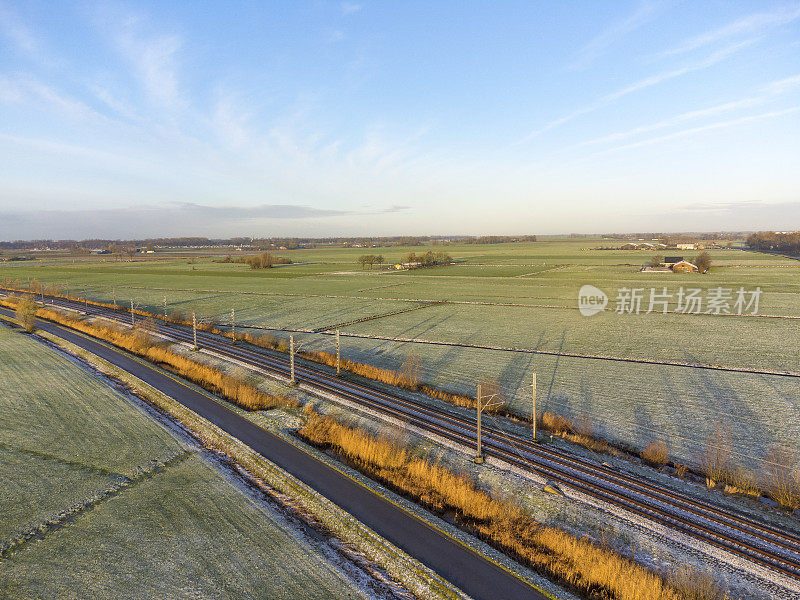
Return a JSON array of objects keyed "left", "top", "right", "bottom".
[
  {"left": 685, "top": 349, "right": 773, "bottom": 469},
  {"left": 544, "top": 328, "right": 567, "bottom": 412}
]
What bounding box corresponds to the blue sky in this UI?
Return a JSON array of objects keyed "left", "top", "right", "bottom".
[{"left": 1, "top": 1, "right": 798, "bottom": 239}]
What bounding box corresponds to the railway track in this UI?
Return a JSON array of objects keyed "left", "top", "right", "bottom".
[{"left": 6, "top": 289, "right": 800, "bottom": 583}]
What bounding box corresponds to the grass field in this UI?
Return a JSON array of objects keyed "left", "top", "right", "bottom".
[
  {"left": 0, "top": 324, "right": 373, "bottom": 599},
  {"left": 3, "top": 238, "right": 798, "bottom": 469}
]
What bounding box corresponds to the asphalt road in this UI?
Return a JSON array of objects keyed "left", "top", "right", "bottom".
[{"left": 3, "top": 309, "right": 549, "bottom": 600}]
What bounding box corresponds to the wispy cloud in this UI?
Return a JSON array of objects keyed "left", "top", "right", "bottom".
[
  {"left": 0, "top": 5, "right": 35, "bottom": 53},
  {"left": 595, "top": 105, "right": 800, "bottom": 154},
  {"left": 109, "top": 15, "right": 185, "bottom": 110},
  {"left": 659, "top": 5, "right": 800, "bottom": 57},
  {"left": 0, "top": 74, "right": 105, "bottom": 121},
  {"left": 341, "top": 2, "right": 363, "bottom": 15},
  {"left": 521, "top": 38, "right": 755, "bottom": 142},
  {"left": 571, "top": 74, "right": 800, "bottom": 150},
  {"left": 568, "top": 1, "right": 665, "bottom": 70}
]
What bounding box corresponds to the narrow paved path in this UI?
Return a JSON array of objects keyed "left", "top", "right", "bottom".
[{"left": 1, "top": 308, "right": 549, "bottom": 600}]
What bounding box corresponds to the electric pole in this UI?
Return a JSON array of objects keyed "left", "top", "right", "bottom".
[
  {"left": 289, "top": 334, "right": 296, "bottom": 385},
  {"left": 163, "top": 296, "right": 167, "bottom": 320},
  {"left": 130, "top": 299, "right": 134, "bottom": 326},
  {"left": 192, "top": 312, "right": 198, "bottom": 350},
  {"left": 531, "top": 371, "right": 537, "bottom": 442},
  {"left": 474, "top": 383, "right": 502, "bottom": 464},
  {"left": 84, "top": 288, "right": 88, "bottom": 308},
  {"left": 475, "top": 384, "right": 483, "bottom": 463},
  {"left": 112, "top": 287, "right": 116, "bottom": 309},
  {"left": 336, "top": 329, "right": 341, "bottom": 376},
  {"left": 231, "top": 308, "right": 236, "bottom": 343}
]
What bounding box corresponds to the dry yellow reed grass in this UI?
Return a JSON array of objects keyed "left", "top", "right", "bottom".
[
  {"left": 300, "top": 413, "right": 727, "bottom": 600},
  {"left": 642, "top": 441, "right": 670, "bottom": 466}
]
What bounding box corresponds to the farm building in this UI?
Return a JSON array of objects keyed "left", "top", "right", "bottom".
[
  {"left": 394, "top": 262, "right": 423, "bottom": 270},
  {"left": 658, "top": 256, "right": 699, "bottom": 272},
  {"left": 662, "top": 256, "right": 684, "bottom": 268},
  {"left": 671, "top": 260, "right": 699, "bottom": 272}
]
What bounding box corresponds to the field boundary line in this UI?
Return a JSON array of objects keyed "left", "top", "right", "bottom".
[
  {"left": 0, "top": 440, "right": 126, "bottom": 479},
  {"left": 312, "top": 300, "right": 446, "bottom": 332},
  {"left": 0, "top": 449, "right": 193, "bottom": 559},
  {"left": 356, "top": 282, "right": 407, "bottom": 292}
]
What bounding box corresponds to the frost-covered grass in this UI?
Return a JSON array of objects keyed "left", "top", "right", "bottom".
[
  {"left": 0, "top": 455, "right": 366, "bottom": 600},
  {"left": 0, "top": 325, "right": 375, "bottom": 600},
  {"left": 3, "top": 239, "right": 798, "bottom": 474},
  {"left": 0, "top": 324, "right": 185, "bottom": 477}
]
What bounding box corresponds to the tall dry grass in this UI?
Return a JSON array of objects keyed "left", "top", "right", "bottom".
[
  {"left": 300, "top": 412, "right": 727, "bottom": 600},
  {"left": 642, "top": 441, "right": 670, "bottom": 466}
]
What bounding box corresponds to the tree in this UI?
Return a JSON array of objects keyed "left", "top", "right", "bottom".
[
  {"left": 357, "top": 254, "right": 384, "bottom": 269},
  {"left": 695, "top": 251, "right": 712, "bottom": 273},
  {"left": 244, "top": 252, "right": 291, "bottom": 269},
  {"left": 649, "top": 255, "right": 663, "bottom": 268},
  {"left": 15, "top": 296, "right": 38, "bottom": 333}
]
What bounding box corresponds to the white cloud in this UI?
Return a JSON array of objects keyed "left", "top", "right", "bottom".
[
  {"left": 0, "top": 73, "right": 105, "bottom": 121},
  {"left": 0, "top": 5, "right": 37, "bottom": 55},
  {"left": 596, "top": 105, "right": 800, "bottom": 154},
  {"left": 659, "top": 5, "right": 800, "bottom": 57},
  {"left": 106, "top": 14, "right": 185, "bottom": 110},
  {"left": 521, "top": 39, "right": 755, "bottom": 142},
  {"left": 341, "top": 3, "right": 363, "bottom": 15},
  {"left": 572, "top": 73, "right": 800, "bottom": 150},
  {"left": 568, "top": 1, "right": 665, "bottom": 70},
  {"left": 604, "top": 38, "right": 757, "bottom": 101}
]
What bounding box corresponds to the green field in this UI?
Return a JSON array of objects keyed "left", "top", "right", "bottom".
[
  {"left": 3, "top": 238, "right": 799, "bottom": 469},
  {"left": 0, "top": 325, "right": 371, "bottom": 599}
]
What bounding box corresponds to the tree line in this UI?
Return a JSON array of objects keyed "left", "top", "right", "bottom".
[
  {"left": 402, "top": 250, "right": 452, "bottom": 267},
  {"left": 357, "top": 255, "right": 384, "bottom": 269},
  {"left": 747, "top": 231, "right": 800, "bottom": 255},
  {"left": 216, "top": 252, "right": 292, "bottom": 269},
  {"left": 0, "top": 234, "right": 539, "bottom": 250}
]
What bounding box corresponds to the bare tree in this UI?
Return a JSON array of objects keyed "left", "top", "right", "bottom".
[
  {"left": 400, "top": 351, "right": 422, "bottom": 390},
  {"left": 699, "top": 424, "right": 731, "bottom": 485},
  {"left": 695, "top": 251, "right": 712, "bottom": 273}
]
